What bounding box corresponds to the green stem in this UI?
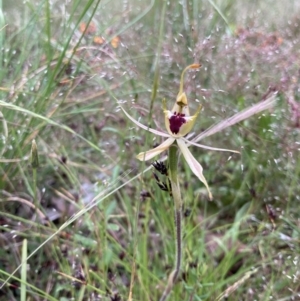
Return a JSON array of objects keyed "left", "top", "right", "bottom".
[
  {"left": 160, "top": 144, "right": 183, "bottom": 301},
  {"left": 31, "top": 139, "right": 39, "bottom": 213},
  {"left": 32, "top": 168, "right": 38, "bottom": 211}
]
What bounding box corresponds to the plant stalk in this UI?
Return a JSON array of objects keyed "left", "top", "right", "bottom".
[{"left": 159, "top": 144, "right": 183, "bottom": 301}]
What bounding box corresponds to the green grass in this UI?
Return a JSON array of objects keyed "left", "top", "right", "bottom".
[{"left": 1, "top": 0, "right": 300, "bottom": 300}]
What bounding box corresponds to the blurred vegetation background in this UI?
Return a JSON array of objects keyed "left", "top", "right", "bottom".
[{"left": 0, "top": 0, "right": 300, "bottom": 300}]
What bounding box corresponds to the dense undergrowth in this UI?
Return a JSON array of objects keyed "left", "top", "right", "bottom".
[{"left": 0, "top": 0, "right": 300, "bottom": 300}]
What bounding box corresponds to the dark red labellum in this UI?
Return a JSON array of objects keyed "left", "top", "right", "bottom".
[{"left": 169, "top": 112, "right": 186, "bottom": 134}]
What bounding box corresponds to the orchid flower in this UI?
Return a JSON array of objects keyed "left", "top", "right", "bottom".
[{"left": 120, "top": 64, "right": 239, "bottom": 200}]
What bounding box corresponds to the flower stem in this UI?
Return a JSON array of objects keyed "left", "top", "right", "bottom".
[
  {"left": 159, "top": 144, "right": 183, "bottom": 301},
  {"left": 178, "top": 64, "right": 201, "bottom": 98}
]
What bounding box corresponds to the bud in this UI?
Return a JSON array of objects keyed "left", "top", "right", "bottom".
[{"left": 31, "top": 139, "right": 39, "bottom": 168}]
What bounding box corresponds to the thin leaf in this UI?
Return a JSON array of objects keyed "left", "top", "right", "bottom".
[{"left": 21, "top": 239, "right": 27, "bottom": 301}]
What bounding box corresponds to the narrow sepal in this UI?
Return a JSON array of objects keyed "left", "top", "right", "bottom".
[{"left": 177, "top": 139, "right": 212, "bottom": 200}]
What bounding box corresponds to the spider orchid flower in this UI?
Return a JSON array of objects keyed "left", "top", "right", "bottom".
[{"left": 120, "top": 64, "right": 239, "bottom": 200}]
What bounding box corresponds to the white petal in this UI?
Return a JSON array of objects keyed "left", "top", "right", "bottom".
[
  {"left": 182, "top": 137, "right": 240, "bottom": 154},
  {"left": 177, "top": 139, "right": 213, "bottom": 200},
  {"left": 119, "top": 106, "right": 170, "bottom": 138},
  {"left": 137, "top": 137, "right": 175, "bottom": 161},
  {"left": 192, "top": 93, "right": 277, "bottom": 142}
]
